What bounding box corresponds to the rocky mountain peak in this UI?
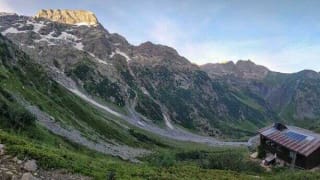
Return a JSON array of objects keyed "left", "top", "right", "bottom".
[
  {"left": 0, "top": 12, "right": 17, "bottom": 16},
  {"left": 34, "top": 9, "right": 99, "bottom": 26},
  {"left": 132, "top": 41, "right": 193, "bottom": 67},
  {"left": 236, "top": 60, "right": 269, "bottom": 77},
  {"left": 201, "top": 60, "right": 269, "bottom": 80},
  {"left": 236, "top": 60, "right": 265, "bottom": 70},
  {"left": 135, "top": 41, "right": 179, "bottom": 57},
  {"left": 296, "top": 70, "right": 320, "bottom": 79},
  {"left": 236, "top": 59, "right": 255, "bottom": 66},
  {"left": 221, "top": 61, "right": 235, "bottom": 65}
]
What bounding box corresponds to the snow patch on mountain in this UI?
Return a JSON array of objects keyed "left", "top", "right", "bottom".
[
  {"left": 74, "top": 42, "right": 84, "bottom": 51},
  {"left": 75, "top": 22, "right": 91, "bottom": 26},
  {"left": 163, "top": 113, "right": 174, "bottom": 129},
  {"left": 141, "top": 87, "right": 150, "bottom": 96},
  {"left": 33, "top": 30, "right": 84, "bottom": 47},
  {"left": 88, "top": 53, "right": 110, "bottom": 65},
  {"left": 116, "top": 49, "right": 131, "bottom": 61},
  {"left": 137, "top": 121, "right": 145, "bottom": 127},
  {"left": 27, "top": 45, "right": 35, "bottom": 49},
  {"left": 109, "top": 49, "right": 131, "bottom": 61},
  {"left": 69, "top": 88, "right": 124, "bottom": 118},
  {"left": 1, "top": 27, "right": 26, "bottom": 35},
  {"left": 26, "top": 20, "right": 45, "bottom": 33},
  {"left": 34, "top": 35, "right": 56, "bottom": 46},
  {"left": 54, "top": 32, "right": 80, "bottom": 41}
]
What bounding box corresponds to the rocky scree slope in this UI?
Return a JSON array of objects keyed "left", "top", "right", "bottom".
[
  {"left": 0, "top": 33, "right": 248, "bottom": 156},
  {"left": 0, "top": 10, "right": 278, "bottom": 138},
  {"left": 0, "top": 34, "right": 154, "bottom": 161}
]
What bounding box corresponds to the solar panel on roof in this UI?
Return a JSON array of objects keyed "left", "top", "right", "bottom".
[{"left": 285, "top": 131, "right": 307, "bottom": 142}]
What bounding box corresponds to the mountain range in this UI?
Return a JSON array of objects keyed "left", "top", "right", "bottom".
[{"left": 1, "top": 9, "right": 320, "bottom": 141}]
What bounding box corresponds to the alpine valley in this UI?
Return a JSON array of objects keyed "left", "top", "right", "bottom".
[{"left": 0, "top": 9, "right": 320, "bottom": 179}]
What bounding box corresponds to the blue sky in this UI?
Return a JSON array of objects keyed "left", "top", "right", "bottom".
[{"left": 1, "top": 0, "right": 320, "bottom": 73}]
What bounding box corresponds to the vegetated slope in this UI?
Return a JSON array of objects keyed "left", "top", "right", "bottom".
[
  {"left": 0, "top": 33, "right": 250, "bottom": 149},
  {"left": 0, "top": 34, "right": 168, "bottom": 160},
  {"left": 0, "top": 11, "right": 279, "bottom": 139},
  {"left": 0, "top": 34, "right": 262, "bottom": 179},
  {"left": 202, "top": 61, "right": 320, "bottom": 133}
]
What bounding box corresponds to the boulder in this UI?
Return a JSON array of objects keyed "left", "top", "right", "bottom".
[
  {"left": 23, "top": 160, "right": 37, "bottom": 172},
  {"left": 250, "top": 152, "right": 258, "bottom": 159},
  {"left": 21, "top": 173, "right": 39, "bottom": 180}
]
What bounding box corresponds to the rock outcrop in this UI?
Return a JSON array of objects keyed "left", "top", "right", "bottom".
[
  {"left": 0, "top": 149, "right": 91, "bottom": 179},
  {"left": 21, "top": 173, "right": 39, "bottom": 180},
  {"left": 201, "top": 60, "right": 269, "bottom": 80},
  {"left": 35, "top": 9, "right": 99, "bottom": 26}
]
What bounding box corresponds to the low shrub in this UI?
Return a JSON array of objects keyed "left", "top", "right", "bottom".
[
  {"left": 128, "top": 129, "right": 168, "bottom": 147},
  {"left": 146, "top": 152, "right": 176, "bottom": 167},
  {"left": 199, "top": 150, "right": 264, "bottom": 174},
  {"left": 0, "top": 90, "right": 35, "bottom": 130}
]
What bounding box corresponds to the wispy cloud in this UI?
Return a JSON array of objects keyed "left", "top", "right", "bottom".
[
  {"left": 143, "top": 15, "right": 320, "bottom": 73},
  {"left": 147, "top": 20, "right": 319, "bottom": 73},
  {"left": 251, "top": 44, "right": 320, "bottom": 73},
  {"left": 148, "top": 18, "right": 183, "bottom": 47},
  {"left": 176, "top": 39, "right": 320, "bottom": 73}
]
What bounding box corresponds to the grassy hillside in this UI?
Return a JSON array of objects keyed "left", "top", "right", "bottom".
[
  {"left": 0, "top": 32, "right": 265, "bottom": 179},
  {"left": 1, "top": 35, "right": 320, "bottom": 179}
]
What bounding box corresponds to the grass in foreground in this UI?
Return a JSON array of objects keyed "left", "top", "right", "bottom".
[
  {"left": 0, "top": 129, "right": 258, "bottom": 179},
  {"left": 2, "top": 128, "right": 319, "bottom": 180}
]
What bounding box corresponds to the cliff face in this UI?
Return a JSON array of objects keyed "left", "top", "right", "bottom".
[{"left": 35, "top": 9, "right": 99, "bottom": 26}]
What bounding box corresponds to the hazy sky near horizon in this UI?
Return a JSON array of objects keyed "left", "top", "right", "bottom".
[{"left": 1, "top": 0, "right": 320, "bottom": 73}]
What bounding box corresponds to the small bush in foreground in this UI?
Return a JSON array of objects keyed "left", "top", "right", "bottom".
[
  {"left": 146, "top": 151, "right": 176, "bottom": 167},
  {"left": 199, "top": 150, "right": 264, "bottom": 174}
]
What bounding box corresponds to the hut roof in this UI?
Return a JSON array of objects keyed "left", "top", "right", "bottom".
[{"left": 259, "top": 123, "right": 320, "bottom": 156}]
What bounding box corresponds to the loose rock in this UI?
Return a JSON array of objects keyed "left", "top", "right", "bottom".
[
  {"left": 0, "top": 171, "right": 12, "bottom": 180},
  {"left": 13, "top": 157, "right": 23, "bottom": 164},
  {"left": 21, "top": 173, "right": 39, "bottom": 180},
  {"left": 0, "top": 144, "right": 5, "bottom": 155},
  {"left": 23, "top": 160, "right": 37, "bottom": 172}
]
